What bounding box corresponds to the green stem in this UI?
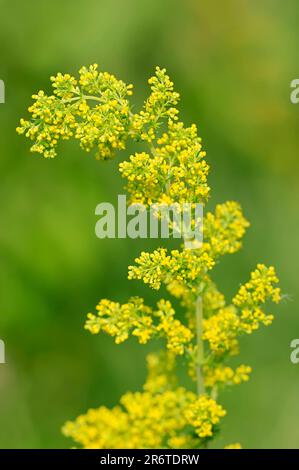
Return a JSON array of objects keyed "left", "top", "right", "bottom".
[
  {"left": 82, "top": 94, "right": 103, "bottom": 102},
  {"left": 196, "top": 296, "right": 205, "bottom": 395},
  {"left": 62, "top": 94, "right": 103, "bottom": 105}
]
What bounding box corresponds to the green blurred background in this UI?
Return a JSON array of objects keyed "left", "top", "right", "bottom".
[{"left": 0, "top": 0, "right": 298, "bottom": 448}]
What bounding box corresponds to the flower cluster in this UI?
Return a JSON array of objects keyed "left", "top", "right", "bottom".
[
  {"left": 143, "top": 351, "right": 177, "bottom": 394},
  {"left": 155, "top": 300, "right": 193, "bottom": 355},
  {"left": 202, "top": 306, "right": 240, "bottom": 354},
  {"left": 85, "top": 297, "right": 193, "bottom": 355},
  {"left": 232, "top": 264, "right": 281, "bottom": 333},
  {"left": 204, "top": 201, "right": 250, "bottom": 257},
  {"left": 17, "top": 65, "right": 134, "bottom": 159},
  {"left": 85, "top": 297, "right": 153, "bottom": 344},
  {"left": 203, "top": 364, "right": 252, "bottom": 390},
  {"left": 202, "top": 264, "right": 280, "bottom": 355},
  {"left": 128, "top": 247, "right": 214, "bottom": 292},
  {"left": 18, "top": 65, "right": 282, "bottom": 449},
  {"left": 120, "top": 119, "right": 209, "bottom": 206},
  {"left": 184, "top": 395, "right": 226, "bottom": 439},
  {"left": 62, "top": 353, "right": 226, "bottom": 449},
  {"left": 225, "top": 443, "right": 242, "bottom": 449},
  {"left": 62, "top": 388, "right": 198, "bottom": 449},
  {"left": 130, "top": 67, "right": 179, "bottom": 143}
]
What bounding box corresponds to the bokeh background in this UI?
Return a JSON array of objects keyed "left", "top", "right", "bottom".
[{"left": 0, "top": 0, "right": 298, "bottom": 448}]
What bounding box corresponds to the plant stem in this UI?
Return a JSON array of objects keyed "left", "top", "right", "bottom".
[
  {"left": 62, "top": 94, "right": 103, "bottom": 105},
  {"left": 195, "top": 296, "right": 205, "bottom": 395}
]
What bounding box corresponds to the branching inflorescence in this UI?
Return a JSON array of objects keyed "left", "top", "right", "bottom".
[{"left": 18, "top": 65, "right": 281, "bottom": 449}]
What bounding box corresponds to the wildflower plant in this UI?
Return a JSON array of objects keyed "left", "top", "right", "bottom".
[{"left": 18, "top": 65, "right": 281, "bottom": 449}]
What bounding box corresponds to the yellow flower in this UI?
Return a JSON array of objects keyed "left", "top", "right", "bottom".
[
  {"left": 185, "top": 395, "right": 226, "bottom": 439},
  {"left": 85, "top": 297, "right": 193, "bottom": 355},
  {"left": 17, "top": 64, "right": 133, "bottom": 160},
  {"left": 203, "top": 364, "right": 252, "bottom": 389},
  {"left": 19, "top": 65, "right": 282, "bottom": 450},
  {"left": 205, "top": 201, "right": 250, "bottom": 257},
  {"left": 63, "top": 386, "right": 205, "bottom": 449},
  {"left": 129, "top": 247, "right": 214, "bottom": 291},
  {"left": 225, "top": 443, "right": 242, "bottom": 449}
]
